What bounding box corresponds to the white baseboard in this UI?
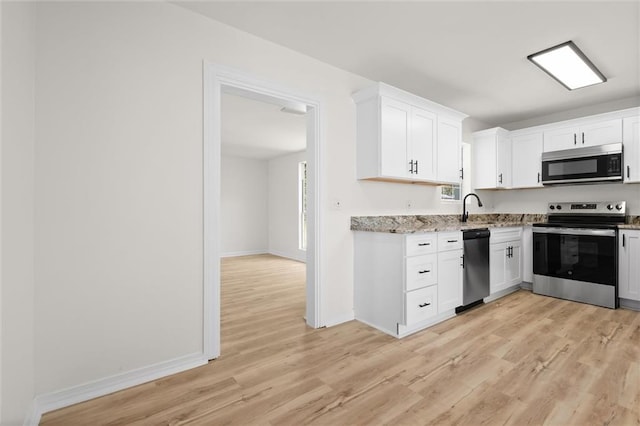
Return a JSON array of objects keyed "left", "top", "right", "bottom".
[
  {"left": 221, "top": 249, "right": 268, "bottom": 258},
  {"left": 26, "top": 352, "right": 207, "bottom": 426},
  {"left": 484, "top": 284, "right": 521, "bottom": 303},
  {"left": 323, "top": 311, "right": 355, "bottom": 328},
  {"left": 620, "top": 298, "right": 640, "bottom": 311},
  {"left": 268, "top": 249, "right": 306, "bottom": 263}
]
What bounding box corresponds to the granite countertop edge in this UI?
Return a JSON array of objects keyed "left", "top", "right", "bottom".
[{"left": 351, "top": 214, "right": 640, "bottom": 234}]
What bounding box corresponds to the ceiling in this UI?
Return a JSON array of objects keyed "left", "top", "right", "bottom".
[
  {"left": 180, "top": 1, "right": 640, "bottom": 127},
  {"left": 221, "top": 93, "right": 306, "bottom": 160}
]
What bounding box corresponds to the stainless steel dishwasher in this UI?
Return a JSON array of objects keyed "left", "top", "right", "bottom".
[{"left": 456, "top": 228, "right": 490, "bottom": 313}]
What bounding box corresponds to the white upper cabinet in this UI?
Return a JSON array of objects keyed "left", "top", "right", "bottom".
[
  {"left": 511, "top": 132, "right": 543, "bottom": 188},
  {"left": 353, "top": 83, "right": 467, "bottom": 185},
  {"left": 379, "top": 97, "right": 412, "bottom": 178},
  {"left": 411, "top": 107, "right": 437, "bottom": 181},
  {"left": 437, "top": 117, "right": 462, "bottom": 183},
  {"left": 543, "top": 118, "right": 622, "bottom": 152},
  {"left": 472, "top": 127, "right": 511, "bottom": 189},
  {"left": 623, "top": 115, "right": 640, "bottom": 183}
]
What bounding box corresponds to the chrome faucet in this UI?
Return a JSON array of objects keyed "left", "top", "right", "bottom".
[{"left": 462, "top": 193, "right": 483, "bottom": 222}]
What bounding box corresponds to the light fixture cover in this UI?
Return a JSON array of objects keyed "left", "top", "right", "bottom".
[{"left": 528, "top": 41, "right": 606, "bottom": 90}]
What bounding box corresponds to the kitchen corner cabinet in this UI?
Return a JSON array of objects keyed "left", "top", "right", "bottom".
[
  {"left": 543, "top": 118, "right": 622, "bottom": 152},
  {"left": 353, "top": 82, "right": 467, "bottom": 185},
  {"left": 489, "top": 227, "right": 522, "bottom": 294},
  {"left": 472, "top": 127, "right": 511, "bottom": 189},
  {"left": 619, "top": 230, "right": 640, "bottom": 302},
  {"left": 511, "top": 132, "right": 543, "bottom": 188},
  {"left": 623, "top": 115, "right": 640, "bottom": 183},
  {"left": 354, "top": 231, "right": 461, "bottom": 338}
]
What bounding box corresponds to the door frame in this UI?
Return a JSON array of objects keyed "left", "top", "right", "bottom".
[{"left": 203, "top": 62, "right": 323, "bottom": 359}]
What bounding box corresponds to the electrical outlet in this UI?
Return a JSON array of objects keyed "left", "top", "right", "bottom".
[
  {"left": 331, "top": 199, "right": 342, "bottom": 210},
  {"left": 406, "top": 200, "right": 413, "bottom": 210}
]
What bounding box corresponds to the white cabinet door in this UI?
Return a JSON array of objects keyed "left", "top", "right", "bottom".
[
  {"left": 623, "top": 116, "right": 640, "bottom": 183},
  {"left": 505, "top": 241, "right": 522, "bottom": 287},
  {"left": 411, "top": 107, "right": 437, "bottom": 181},
  {"left": 512, "top": 133, "right": 543, "bottom": 188},
  {"left": 580, "top": 118, "right": 622, "bottom": 148},
  {"left": 489, "top": 242, "right": 507, "bottom": 294},
  {"left": 544, "top": 125, "right": 578, "bottom": 152},
  {"left": 437, "top": 117, "right": 462, "bottom": 184},
  {"left": 619, "top": 231, "right": 640, "bottom": 301},
  {"left": 437, "top": 249, "right": 463, "bottom": 312},
  {"left": 380, "top": 97, "right": 410, "bottom": 178},
  {"left": 473, "top": 133, "right": 497, "bottom": 189},
  {"left": 490, "top": 240, "right": 521, "bottom": 294},
  {"left": 496, "top": 132, "right": 512, "bottom": 188}
]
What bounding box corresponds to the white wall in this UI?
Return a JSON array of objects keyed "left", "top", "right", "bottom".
[
  {"left": 268, "top": 151, "right": 306, "bottom": 262},
  {"left": 221, "top": 156, "right": 269, "bottom": 257},
  {"left": 1, "top": 2, "right": 36, "bottom": 424}
]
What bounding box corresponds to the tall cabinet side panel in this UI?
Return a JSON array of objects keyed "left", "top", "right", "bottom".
[{"left": 354, "top": 231, "right": 404, "bottom": 335}]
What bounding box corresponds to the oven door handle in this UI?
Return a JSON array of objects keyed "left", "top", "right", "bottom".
[{"left": 532, "top": 227, "right": 616, "bottom": 237}]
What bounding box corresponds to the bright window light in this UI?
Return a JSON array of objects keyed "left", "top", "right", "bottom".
[{"left": 528, "top": 41, "right": 606, "bottom": 90}]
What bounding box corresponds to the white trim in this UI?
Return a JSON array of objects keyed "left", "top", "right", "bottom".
[
  {"left": 203, "top": 62, "right": 324, "bottom": 360},
  {"left": 323, "top": 311, "right": 355, "bottom": 328},
  {"left": 25, "top": 353, "right": 207, "bottom": 426},
  {"left": 268, "top": 250, "right": 306, "bottom": 264},
  {"left": 221, "top": 249, "right": 268, "bottom": 258},
  {"left": 483, "top": 284, "right": 521, "bottom": 303}
]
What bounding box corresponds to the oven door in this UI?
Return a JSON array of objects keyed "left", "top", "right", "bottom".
[
  {"left": 533, "top": 227, "right": 617, "bottom": 285},
  {"left": 532, "top": 226, "right": 618, "bottom": 308}
]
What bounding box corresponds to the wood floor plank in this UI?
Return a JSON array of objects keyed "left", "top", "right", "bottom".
[{"left": 40, "top": 254, "right": 640, "bottom": 425}]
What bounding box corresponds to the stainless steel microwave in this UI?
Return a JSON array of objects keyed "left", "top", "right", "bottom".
[{"left": 541, "top": 143, "right": 623, "bottom": 185}]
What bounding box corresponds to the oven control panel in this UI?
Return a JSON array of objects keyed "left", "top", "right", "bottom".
[{"left": 548, "top": 201, "right": 626, "bottom": 215}]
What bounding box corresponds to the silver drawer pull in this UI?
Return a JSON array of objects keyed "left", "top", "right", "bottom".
[
  {"left": 418, "top": 270, "right": 431, "bottom": 274},
  {"left": 418, "top": 242, "right": 431, "bottom": 246},
  {"left": 418, "top": 302, "right": 431, "bottom": 308},
  {"left": 447, "top": 239, "right": 458, "bottom": 243}
]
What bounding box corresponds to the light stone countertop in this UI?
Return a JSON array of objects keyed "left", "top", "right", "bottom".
[
  {"left": 619, "top": 216, "right": 640, "bottom": 230},
  {"left": 351, "top": 214, "right": 640, "bottom": 233},
  {"left": 350, "top": 214, "right": 547, "bottom": 234}
]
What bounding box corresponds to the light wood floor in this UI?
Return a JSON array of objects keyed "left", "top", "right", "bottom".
[{"left": 42, "top": 254, "right": 640, "bottom": 425}]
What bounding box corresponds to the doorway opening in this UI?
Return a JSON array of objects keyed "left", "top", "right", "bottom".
[
  {"left": 204, "top": 63, "right": 323, "bottom": 359},
  {"left": 219, "top": 91, "right": 309, "bottom": 354}
]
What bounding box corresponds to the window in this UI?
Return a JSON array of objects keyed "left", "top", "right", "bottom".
[
  {"left": 441, "top": 142, "right": 471, "bottom": 202},
  {"left": 298, "top": 161, "right": 307, "bottom": 251}
]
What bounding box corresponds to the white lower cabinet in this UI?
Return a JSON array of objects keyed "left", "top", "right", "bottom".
[
  {"left": 619, "top": 230, "right": 640, "bottom": 302},
  {"left": 489, "top": 228, "right": 523, "bottom": 295},
  {"left": 437, "top": 232, "right": 463, "bottom": 312},
  {"left": 354, "top": 230, "right": 461, "bottom": 338}
]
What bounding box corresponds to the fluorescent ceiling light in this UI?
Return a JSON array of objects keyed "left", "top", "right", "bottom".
[{"left": 528, "top": 41, "right": 606, "bottom": 90}]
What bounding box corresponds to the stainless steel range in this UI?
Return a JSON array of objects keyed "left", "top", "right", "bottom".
[{"left": 532, "top": 201, "right": 626, "bottom": 309}]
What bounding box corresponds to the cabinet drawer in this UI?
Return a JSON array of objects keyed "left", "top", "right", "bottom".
[
  {"left": 406, "top": 254, "right": 437, "bottom": 291},
  {"left": 490, "top": 227, "right": 522, "bottom": 244},
  {"left": 437, "top": 231, "right": 463, "bottom": 252},
  {"left": 406, "top": 234, "right": 437, "bottom": 256},
  {"left": 405, "top": 285, "right": 438, "bottom": 325}
]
